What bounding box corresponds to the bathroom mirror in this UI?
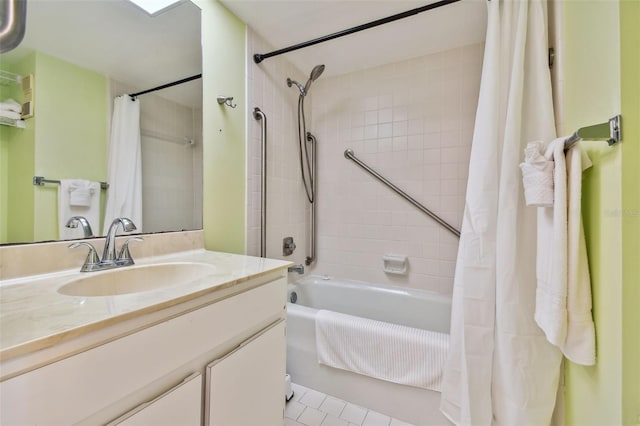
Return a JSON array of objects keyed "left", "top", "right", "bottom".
[{"left": 0, "top": 0, "right": 203, "bottom": 245}]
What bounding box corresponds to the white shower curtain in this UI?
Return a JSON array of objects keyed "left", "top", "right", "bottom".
[
  {"left": 103, "top": 95, "right": 143, "bottom": 234},
  {"left": 440, "top": 0, "right": 562, "bottom": 424}
]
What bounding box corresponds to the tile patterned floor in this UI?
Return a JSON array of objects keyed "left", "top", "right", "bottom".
[{"left": 286, "top": 383, "right": 414, "bottom": 426}]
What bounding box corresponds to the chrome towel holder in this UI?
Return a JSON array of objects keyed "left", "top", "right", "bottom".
[
  {"left": 33, "top": 176, "right": 109, "bottom": 190},
  {"left": 564, "top": 115, "right": 622, "bottom": 151}
]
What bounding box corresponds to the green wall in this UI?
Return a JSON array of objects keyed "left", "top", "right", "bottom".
[
  {"left": 620, "top": 1, "right": 640, "bottom": 423},
  {"left": 193, "top": 0, "right": 246, "bottom": 254},
  {"left": 32, "top": 52, "right": 108, "bottom": 241},
  {"left": 1, "top": 54, "right": 36, "bottom": 243},
  {"left": 0, "top": 52, "right": 107, "bottom": 243},
  {"left": 563, "top": 0, "right": 639, "bottom": 424}
]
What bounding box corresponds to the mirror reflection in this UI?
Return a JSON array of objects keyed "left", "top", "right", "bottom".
[{"left": 0, "top": 0, "right": 203, "bottom": 245}]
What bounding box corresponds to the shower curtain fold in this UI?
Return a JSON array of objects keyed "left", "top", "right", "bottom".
[
  {"left": 440, "top": 0, "right": 562, "bottom": 424},
  {"left": 103, "top": 95, "right": 143, "bottom": 234}
]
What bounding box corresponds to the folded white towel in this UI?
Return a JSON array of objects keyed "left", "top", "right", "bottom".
[
  {"left": 0, "top": 110, "right": 21, "bottom": 120},
  {"left": 315, "top": 310, "right": 450, "bottom": 391},
  {"left": 0, "top": 98, "right": 21, "bottom": 113},
  {"left": 68, "top": 180, "right": 96, "bottom": 207},
  {"left": 58, "top": 179, "right": 102, "bottom": 240},
  {"left": 535, "top": 138, "right": 595, "bottom": 366},
  {"left": 520, "top": 141, "right": 555, "bottom": 207}
]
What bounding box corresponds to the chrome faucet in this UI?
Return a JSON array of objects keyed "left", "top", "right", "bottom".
[
  {"left": 69, "top": 217, "right": 141, "bottom": 272},
  {"left": 288, "top": 264, "right": 305, "bottom": 274},
  {"left": 102, "top": 217, "right": 137, "bottom": 263},
  {"left": 65, "top": 216, "right": 94, "bottom": 238}
]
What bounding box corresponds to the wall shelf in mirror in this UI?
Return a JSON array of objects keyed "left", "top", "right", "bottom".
[
  {"left": 0, "top": 70, "right": 22, "bottom": 86},
  {"left": 0, "top": 116, "right": 25, "bottom": 128},
  {"left": 0, "top": 70, "right": 26, "bottom": 128}
]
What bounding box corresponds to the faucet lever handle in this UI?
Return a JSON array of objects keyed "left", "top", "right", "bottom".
[
  {"left": 117, "top": 237, "right": 144, "bottom": 265},
  {"left": 69, "top": 242, "right": 100, "bottom": 271}
]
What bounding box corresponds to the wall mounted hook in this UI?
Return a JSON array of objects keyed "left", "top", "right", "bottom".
[{"left": 217, "top": 95, "right": 237, "bottom": 108}]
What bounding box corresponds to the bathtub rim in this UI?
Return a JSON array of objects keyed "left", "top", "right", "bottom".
[{"left": 289, "top": 274, "right": 452, "bottom": 304}]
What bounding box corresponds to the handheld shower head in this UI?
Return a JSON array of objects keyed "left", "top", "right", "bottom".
[
  {"left": 287, "top": 64, "right": 325, "bottom": 97},
  {"left": 303, "top": 64, "right": 325, "bottom": 94}
]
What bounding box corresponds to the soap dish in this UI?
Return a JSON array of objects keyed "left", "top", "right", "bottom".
[{"left": 382, "top": 254, "right": 408, "bottom": 275}]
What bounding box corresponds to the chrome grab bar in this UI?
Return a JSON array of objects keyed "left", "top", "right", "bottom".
[
  {"left": 253, "top": 107, "right": 267, "bottom": 257},
  {"left": 305, "top": 132, "right": 317, "bottom": 266},
  {"left": 344, "top": 149, "right": 460, "bottom": 238}
]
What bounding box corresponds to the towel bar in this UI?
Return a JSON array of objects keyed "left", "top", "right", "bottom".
[
  {"left": 33, "top": 176, "right": 109, "bottom": 190},
  {"left": 564, "top": 115, "right": 621, "bottom": 151}
]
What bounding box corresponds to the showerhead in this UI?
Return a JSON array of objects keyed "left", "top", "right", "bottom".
[
  {"left": 287, "top": 64, "right": 326, "bottom": 97},
  {"left": 303, "top": 64, "right": 325, "bottom": 94},
  {"left": 310, "top": 64, "right": 325, "bottom": 82}
]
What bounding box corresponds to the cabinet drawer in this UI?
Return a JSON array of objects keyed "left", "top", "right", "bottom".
[
  {"left": 0, "top": 277, "right": 285, "bottom": 425},
  {"left": 108, "top": 372, "right": 202, "bottom": 426}
]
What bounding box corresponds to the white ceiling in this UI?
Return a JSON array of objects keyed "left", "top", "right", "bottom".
[
  {"left": 1, "top": 0, "right": 202, "bottom": 108},
  {"left": 1, "top": 1, "right": 487, "bottom": 108},
  {"left": 220, "top": 0, "right": 487, "bottom": 78}
]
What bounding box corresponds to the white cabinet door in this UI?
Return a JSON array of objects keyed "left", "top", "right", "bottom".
[
  {"left": 205, "top": 320, "right": 286, "bottom": 426},
  {"left": 108, "top": 372, "right": 202, "bottom": 426}
]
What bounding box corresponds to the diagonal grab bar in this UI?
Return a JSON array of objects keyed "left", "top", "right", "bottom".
[{"left": 344, "top": 149, "right": 460, "bottom": 238}]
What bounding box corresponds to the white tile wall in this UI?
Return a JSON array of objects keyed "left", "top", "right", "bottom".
[
  {"left": 246, "top": 29, "right": 309, "bottom": 266},
  {"left": 245, "top": 34, "right": 483, "bottom": 293},
  {"left": 307, "top": 44, "right": 484, "bottom": 295}
]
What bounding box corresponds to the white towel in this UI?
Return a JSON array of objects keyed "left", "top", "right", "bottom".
[
  {"left": 315, "top": 310, "right": 450, "bottom": 391},
  {"left": 534, "top": 138, "right": 595, "bottom": 365},
  {"left": 0, "top": 98, "right": 21, "bottom": 113},
  {"left": 58, "top": 179, "right": 102, "bottom": 240},
  {"left": 520, "top": 140, "right": 555, "bottom": 207},
  {"left": 0, "top": 110, "right": 21, "bottom": 120},
  {"left": 68, "top": 180, "right": 96, "bottom": 207},
  {"left": 564, "top": 146, "right": 595, "bottom": 364}
]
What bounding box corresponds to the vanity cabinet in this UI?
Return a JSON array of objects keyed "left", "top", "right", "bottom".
[{"left": 0, "top": 276, "right": 287, "bottom": 426}]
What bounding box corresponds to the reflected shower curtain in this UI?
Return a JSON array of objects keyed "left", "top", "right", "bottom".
[
  {"left": 103, "top": 95, "right": 142, "bottom": 234},
  {"left": 440, "top": 0, "right": 562, "bottom": 424}
]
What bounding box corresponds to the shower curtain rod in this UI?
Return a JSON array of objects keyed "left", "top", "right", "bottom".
[
  {"left": 129, "top": 74, "right": 202, "bottom": 99},
  {"left": 253, "top": 0, "right": 462, "bottom": 64}
]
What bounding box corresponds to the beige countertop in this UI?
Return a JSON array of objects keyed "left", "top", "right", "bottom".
[{"left": 0, "top": 249, "right": 291, "bottom": 363}]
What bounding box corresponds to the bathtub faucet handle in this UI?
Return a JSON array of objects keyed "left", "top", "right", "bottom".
[{"left": 288, "top": 264, "right": 304, "bottom": 274}]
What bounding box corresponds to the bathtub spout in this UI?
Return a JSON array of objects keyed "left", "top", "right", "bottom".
[{"left": 288, "top": 264, "right": 305, "bottom": 274}]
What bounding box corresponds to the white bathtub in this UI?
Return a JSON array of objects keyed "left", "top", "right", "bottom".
[{"left": 286, "top": 275, "right": 452, "bottom": 425}]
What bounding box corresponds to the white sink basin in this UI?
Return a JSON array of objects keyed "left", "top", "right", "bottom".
[{"left": 58, "top": 262, "right": 217, "bottom": 297}]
